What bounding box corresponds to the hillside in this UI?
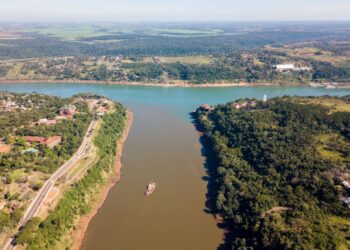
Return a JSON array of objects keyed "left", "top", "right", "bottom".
[{"left": 194, "top": 96, "right": 350, "bottom": 249}]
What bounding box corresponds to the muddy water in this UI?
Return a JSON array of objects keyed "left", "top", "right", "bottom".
[
  {"left": 1, "top": 84, "right": 349, "bottom": 250},
  {"left": 80, "top": 104, "right": 222, "bottom": 250}
]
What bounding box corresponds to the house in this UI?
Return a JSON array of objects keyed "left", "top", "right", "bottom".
[
  {"left": 247, "top": 100, "right": 257, "bottom": 107},
  {"left": 24, "top": 136, "right": 47, "bottom": 144},
  {"left": 274, "top": 64, "right": 312, "bottom": 72},
  {"left": 21, "top": 148, "right": 39, "bottom": 154},
  {"left": 234, "top": 103, "right": 242, "bottom": 109},
  {"left": 43, "top": 136, "right": 62, "bottom": 148},
  {"left": 275, "top": 64, "right": 295, "bottom": 71},
  {"left": 38, "top": 118, "right": 57, "bottom": 126},
  {"left": 232, "top": 100, "right": 257, "bottom": 110},
  {"left": 97, "top": 106, "right": 107, "bottom": 114},
  {"left": 153, "top": 57, "right": 161, "bottom": 64},
  {"left": 59, "top": 104, "right": 76, "bottom": 117},
  {"left": 24, "top": 136, "right": 62, "bottom": 148},
  {"left": 200, "top": 104, "right": 215, "bottom": 111},
  {"left": 0, "top": 145, "right": 12, "bottom": 153}
]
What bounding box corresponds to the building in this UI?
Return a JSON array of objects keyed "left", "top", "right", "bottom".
[
  {"left": 275, "top": 64, "right": 295, "bottom": 71},
  {"left": 43, "top": 136, "right": 62, "bottom": 148},
  {"left": 38, "top": 118, "right": 57, "bottom": 126},
  {"left": 97, "top": 106, "right": 107, "bottom": 114},
  {"left": 232, "top": 100, "right": 257, "bottom": 110},
  {"left": 24, "top": 136, "right": 62, "bottom": 148},
  {"left": 153, "top": 57, "right": 161, "bottom": 64},
  {"left": 274, "top": 64, "right": 312, "bottom": 72},
  {"left": 200, "top": 104, "right": 215, "bottom": 111},
  {"left": 24, "top": 136, "right": 47, "bottom": 144},
  {"left": 0, "top": 145, "right": 12, "bottom": 153},
  {"left": 21, "top": 148, "right": 39, "bottom": 154},
  {"left": 59, "top": 104, "right": 76, "bottom": 117}
]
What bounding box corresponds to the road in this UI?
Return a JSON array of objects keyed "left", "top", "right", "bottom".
[{"left": 4, "top": 118, "right": 98, "bottom": 250}]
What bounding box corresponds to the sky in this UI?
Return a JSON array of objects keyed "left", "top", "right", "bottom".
[{"left": 0, "top": 0, "right": 350, "bottom": 22}]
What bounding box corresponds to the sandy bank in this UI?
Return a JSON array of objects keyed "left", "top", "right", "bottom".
[{"left": 71, "top": 110, "right": 133, "bottom": 250}]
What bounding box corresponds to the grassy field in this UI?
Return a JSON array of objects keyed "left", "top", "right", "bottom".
[
  {"left": 25, "top": 25, "right": 111, "bottom": 41},
  {"left": 266, "top": 45, "right": 350, "bottom": 65},
  {"left": 317, "top": 133, "right": 350, "bottom": 163},
  {"left": 297, "top": 97, "right": 350, "bottom": 113}
]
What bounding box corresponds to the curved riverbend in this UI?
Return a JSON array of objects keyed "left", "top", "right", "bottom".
[{"left": 0, "top": 83, "right": 349, "bottom": 250}]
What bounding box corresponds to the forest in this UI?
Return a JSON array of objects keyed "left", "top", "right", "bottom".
[{"left": 194, "top": 96, "right": 350, "bottom": 249}]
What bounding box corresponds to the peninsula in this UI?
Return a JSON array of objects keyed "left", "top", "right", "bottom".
[{"left": 194, "top": 95, "right": 350, "bottom": 249}]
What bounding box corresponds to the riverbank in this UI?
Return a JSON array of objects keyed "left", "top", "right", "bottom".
[
  {"left": 71, "top": 110, "right": 133, "bottom": 250},
  {"left": 1, "top": 79, "right": 349, "bottom": 89},
  {"left": 0, "top": 79, "right": 282, "bottom": 87}
]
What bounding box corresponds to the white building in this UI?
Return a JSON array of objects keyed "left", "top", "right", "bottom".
[
  {"left": 275, "top": 64, "right": 312, "bottom": 72},
  {"left": 275, "top": 64, "right": 295, "bottom": 71}
]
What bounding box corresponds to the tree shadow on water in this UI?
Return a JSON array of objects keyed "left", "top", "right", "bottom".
[{"left": 189, "top": 112, "right": 232, "bottom": 250}]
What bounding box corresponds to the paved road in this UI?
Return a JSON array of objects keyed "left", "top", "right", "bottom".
[{"left": 4, "top": 119, "right": 98, "bottom": 250}]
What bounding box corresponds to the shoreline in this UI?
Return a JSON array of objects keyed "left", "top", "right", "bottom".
[
  {"left": 71, "top": 110, "right": 133, "bottom": 250},
  {"left": 1, "top": 79, "right": 349, "bottom": 89},
  {"left": 0, "top": 79, "right": 286, "bottom": 88}
]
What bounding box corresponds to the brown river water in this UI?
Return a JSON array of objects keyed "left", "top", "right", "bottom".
[{"left": 80, "top": 104, "right": 222, "bottom": 250}]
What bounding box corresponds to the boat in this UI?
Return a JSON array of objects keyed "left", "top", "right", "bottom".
[{"left": 145, "top": 182, "right": 156, "bottom": 196}]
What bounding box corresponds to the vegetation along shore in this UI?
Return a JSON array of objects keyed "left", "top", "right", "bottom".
[
  {"left": 1, "top": 80, "right": 349, "bottom": 89},
  {"left": 72, "top": 110, "right": 133, "bottom": 250},
  {"left": 12, "top": 95, "right": 131, "bottom": 249}
]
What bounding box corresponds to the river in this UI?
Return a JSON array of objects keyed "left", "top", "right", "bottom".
[{"left": 0, "top": 84, "right": 349, "bottom": 250}]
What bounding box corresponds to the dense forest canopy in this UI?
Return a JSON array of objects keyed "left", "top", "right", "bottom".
[
  {"left": 194, "top": 95, "right": 350, "bottom": 249},
  {"left": 0, "top": 22, "right": 350, "bottom": 59}
]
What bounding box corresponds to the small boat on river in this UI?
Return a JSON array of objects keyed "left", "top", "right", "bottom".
[{"left": 145, "top": 182, "right": 156, "bottom": 196}]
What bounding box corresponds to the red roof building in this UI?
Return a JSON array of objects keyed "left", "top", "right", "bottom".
[
  {"left": 24, "top": 136, "right": 47, "bottom": 143},
  {"left": 0, "top": 145, "right": 12, "bottom": 153},
  {"left": 43, "top": 136, "right": 62, "bottom": 148},
  {"left": 24, "top": 136, "right": 62, "bottom": 148},
  {"left": 59, "top": 104, "right": 76, "bottom": 117}
]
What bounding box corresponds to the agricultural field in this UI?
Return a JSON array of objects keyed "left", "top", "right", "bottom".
[{"left": 266, "top": 43, "right": 350, "bottom": 66}]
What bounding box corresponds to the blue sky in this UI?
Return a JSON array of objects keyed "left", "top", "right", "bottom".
[{"left": 1, "top": 0, "right": 350, "bottom": 22}]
